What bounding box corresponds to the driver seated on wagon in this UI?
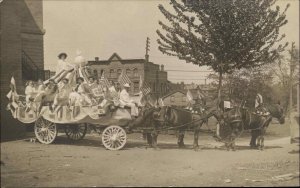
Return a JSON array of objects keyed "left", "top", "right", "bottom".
[{"left": 119, "top": 83, "right": 139, "bottom": 118}]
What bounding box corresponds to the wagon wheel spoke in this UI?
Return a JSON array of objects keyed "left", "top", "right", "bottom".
[
  {"left": 102, "top": 126, "right": 127, "bottom": 150},
  {"left": 64, "top": 124, "right": 87, "bottom": 141},
  {"left": 34, "top": 117, "right": 57, "bottom": 144}
]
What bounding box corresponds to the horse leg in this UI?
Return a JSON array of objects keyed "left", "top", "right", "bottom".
[
  {"left": 193, "top": 129, "right": 200, "bottom": 151},
  {"left": 151, "top": 130, "right": 158, "bottom": 149},
  {"left": 146, "top": 133, "right": 153, "bottom": 147},
  {"left": 229, "top": 134, "right": 236, "bottom": 151},
  {"left": 250, "top": 130, "right": 258, "bottom": 149},
  {"left": 231, "top": 138, "right": 236, "bottom": 151},
  {"left": 225, "top": 142, "right": 230, "bottom": 151},
  {"left": 257, "top": 136, "right": 262, "bottom": 150},
  {"left": 260, "top": 128, "right": 266, "bottom": 150},
  {"left": 177, "top": 130, "right": 185, "bottom": 148},
  {"left": 260, "top": 136, "right": 264, "bottom": 150}
]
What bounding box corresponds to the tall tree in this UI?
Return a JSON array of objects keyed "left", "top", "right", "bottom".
[
  {"left": 272, "top": 42, "right": 299, "bottom": 113},
  {"left": 157, "top": 0, "right": 289, "bottom": 104}
]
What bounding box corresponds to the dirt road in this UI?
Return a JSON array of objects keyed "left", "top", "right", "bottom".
[{"left": 1, "top": 122, "right": 299, "bottom": 187}]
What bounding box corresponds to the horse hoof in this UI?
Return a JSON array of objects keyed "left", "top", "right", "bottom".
[
  {"left": 193, "top": 146, "right": 200, "bottom": 151},
  {"left": 178, "top": 143, "right": 186, "bottom": 148},
  {"left": 153, "top": 146, "right": 160, "bottom": 150}
]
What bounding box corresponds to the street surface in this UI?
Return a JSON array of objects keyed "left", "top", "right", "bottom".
[{"left": 1, "top": 121, "right": 299, "bottom": 187}]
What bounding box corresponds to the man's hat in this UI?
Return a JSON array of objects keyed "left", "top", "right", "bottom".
[
  {"left": 58, "top": 52, "right": 67, "bottom": 59},
  {"left": 123, "top": 83, "right": 130, "bottom": 88}
]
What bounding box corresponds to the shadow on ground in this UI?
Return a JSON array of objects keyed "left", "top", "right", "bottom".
[{"left": 21, "top": 135, "right": 283, "bottom": 152}]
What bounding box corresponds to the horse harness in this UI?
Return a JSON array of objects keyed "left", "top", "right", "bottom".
[{"left": 154, "top": 106, "right": 210, "bottom": 131}]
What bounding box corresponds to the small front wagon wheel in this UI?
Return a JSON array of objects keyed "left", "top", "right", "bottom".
[
  {"left": 102, "top": 126, "right": 127, "bottom": 150},
  {"left": 34, "top": 117, "right": 57, "bottom": 144}
]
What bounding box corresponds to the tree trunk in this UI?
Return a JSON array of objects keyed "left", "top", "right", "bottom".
[{"left": 217, "top": 71, "right": 223, "bottom": 109}]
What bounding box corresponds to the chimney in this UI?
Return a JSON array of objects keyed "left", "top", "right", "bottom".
[
  {"left": 95, "top": 57, "right": 99, "bottom": 61},
  {"left": 161, "top": 64, "right": 164, "bottom": 71}
]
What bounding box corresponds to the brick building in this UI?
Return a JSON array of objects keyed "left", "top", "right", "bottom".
[
  {"left": 1, "top": 0, "right": 45, "bottom": 140},
  {"left": 87, "top": 53, "right": 168, "bottom": 98}
]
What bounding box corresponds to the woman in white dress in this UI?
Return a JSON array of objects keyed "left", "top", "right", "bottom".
[{"left": 25, "top": 80, "right": 38, "bottom": 112}]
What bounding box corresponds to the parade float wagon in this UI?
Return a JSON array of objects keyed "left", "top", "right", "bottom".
[{"left": 10, "top": 102, "right": 136, "bottom": 150}]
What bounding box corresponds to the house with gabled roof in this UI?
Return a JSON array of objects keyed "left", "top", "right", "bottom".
[{"left": 161, "top": 90, "right": 188, "bottom": 107}]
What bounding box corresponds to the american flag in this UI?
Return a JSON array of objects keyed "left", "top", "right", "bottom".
[
  {"left": 118, "top": 70, "right": 132, "bottom": 87},
  {"left": 6, "top": 76, "right": 18, "bottom": 118},
  {"left": 139, "top": 76, "right": 151, "bottom": 96}
]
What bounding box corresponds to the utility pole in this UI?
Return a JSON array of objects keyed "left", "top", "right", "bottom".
[
  {"left": 145, "top": 37, "right": 150, "bottom": 62},
  {"left": 289, "top": 42, "right": 296, "bottom": 116}
]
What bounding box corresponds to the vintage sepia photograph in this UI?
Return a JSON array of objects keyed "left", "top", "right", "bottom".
[{"left": 1, "top": 0, "right": 299, "bottom": 187}]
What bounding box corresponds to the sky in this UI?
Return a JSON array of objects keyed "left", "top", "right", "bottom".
[{"left": 43, "top": 0, "right": 299, "bottom": 84}]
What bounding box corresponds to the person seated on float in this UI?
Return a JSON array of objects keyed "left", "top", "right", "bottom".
[
  {"left": 119, "top": 83, "right": 139, "bottom": 118},
  {"left": 70, "top": 77, "right": 95, "bottom": 106},
  {"left": 108, "top": 81, "right": 116, "bottom": 92},
  {"left": 25, "top": 80, "right": 38, "bottom": 112},
  {"left": 87, "top": 76, "right": 100, "bottom": 100},
  {"left": 115, "top": 82, "right": 122, "bottom": 93},
  {"left": 36, "top": 79, "right": 46, "bottom": 93},
  {"left": 90, "top": 78, "right": 105, "bottom": 104},
  {"left": 34, "top": 79, "right": 58, "bottom": 112},
  {"left": 52, "top": 78, "right": 72, "bottom": 111}
]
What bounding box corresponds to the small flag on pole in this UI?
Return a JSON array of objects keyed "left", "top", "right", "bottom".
[
  {"left": 140, "top": 81, "right": 151, "bottom": 96},
  {"left": 100, "top": 74, "right": 111, "bottom": 89},
  {"left": 158, "top": 98, "right": 165, "bottom": 106},
  {"left": 186, "top": 89, "right": 193, "bottom": 102},
  {"left": 118, "top": 70, "right": 132, "bottom": 87}
]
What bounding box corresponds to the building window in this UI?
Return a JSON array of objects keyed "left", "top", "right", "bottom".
[
  {"left": 170, "top": 96, "right": 175, "bottom": 102},
  {"left": 93, "top": 70, "right": 98, "bottom": 78},
  {"left": 133, "top": 68, "right": 138, "bottom": 77},
  {"left": 117, "top": 69, "right": 122, "bottom": 77},
  {"left": 109, "top": 69, "right": 114, "bottom": 78},
  {"left": 182, "top": 96, "right": 187, "bottom": 102},
  {"left": 100, "top": 69, "right": 105, "bottom": 77},
  {"left": 152, "top": 82, "right": 156, "bottom": 92},
  {"left": 133, "top": 81, "right": 139, "bottom": 93},
  {"left": 126, "top": 69, "right": 131, "bottom": 77}
]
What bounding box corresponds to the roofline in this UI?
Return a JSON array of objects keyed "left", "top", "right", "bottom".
[
  {"left": 87, "top": 59, "right": 147, "bottom": 65},
  {"left": 161, "top": 90, "right": 186, "bottom": 99}
]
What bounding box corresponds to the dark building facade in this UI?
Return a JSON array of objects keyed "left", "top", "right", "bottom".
[
  {"left": 1, "top": 0, "right": 45, "bottom": 140},
  {"left": 87, "top": 53, "right": 168, "bottom": 98}
]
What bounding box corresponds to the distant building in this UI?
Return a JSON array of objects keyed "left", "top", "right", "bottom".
[
  {"left": 87, "top": 53, "right": 168, "bottom": 98},
  {"left": 184, "top": 83, "right": 199, "bottom": 90},
  {"left": 1, "top": 0, "right": 45, "bottom": 140},
  {"left": 168, "top": 81, "right": 185, "bottom": 91},
  {"left": 199, "top": 84, "right": 217, "bottom": 99},
  {"left": 161, "top": 90, "right": 188, "bottom": 107}
]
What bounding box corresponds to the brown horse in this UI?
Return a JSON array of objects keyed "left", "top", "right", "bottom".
[
  {"left": 216, "top": 103, "right": 285, "bottom": 150},
  {"left": 150, "top": 106, "right": 211, "bottom": 150}
]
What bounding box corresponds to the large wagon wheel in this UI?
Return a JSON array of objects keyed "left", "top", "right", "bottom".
[
  {"left": 34, "top": 117, "right": 57, "bottom": 144},
  {"left": 64, "top": 123, "right": 87, "bottom": 141},
  {"left": 102, "top": 126, "right": 127, "bottom": 150}
]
